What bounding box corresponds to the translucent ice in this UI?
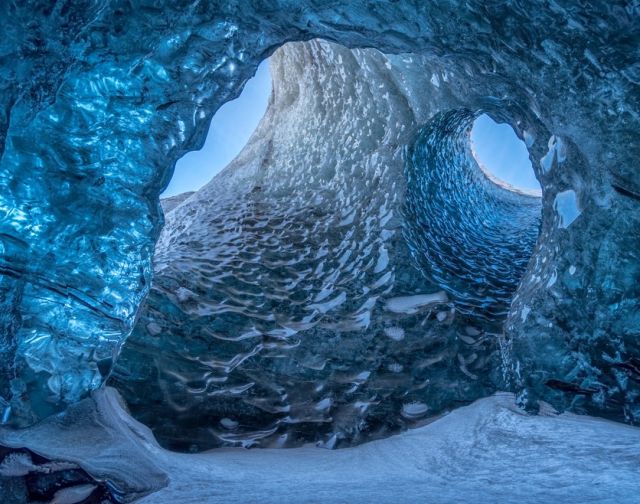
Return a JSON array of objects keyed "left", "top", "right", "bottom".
[
  {"left": 554, "top": 190, "right": 581, "bottom": 229},
  {"left": 0, "top": 2, "right": 637, "bottom": 447}
]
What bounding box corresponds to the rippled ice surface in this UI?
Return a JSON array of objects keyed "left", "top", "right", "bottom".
[
  {"left": 109, "top": 41, "right": 541, "bottom": 451},
  {"left": 1, "top": 1, "right": 637, "bottom": 461}
]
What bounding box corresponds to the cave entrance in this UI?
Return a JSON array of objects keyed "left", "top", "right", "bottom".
[
  {"left": 161, "top": 59, "right": 272, "bottom": 200},
  {"left": 114, "top": 41, "right": 545, "bottom": 453},
  {"left": 470, "top": 114, "right": 541, "bottom": 197}
]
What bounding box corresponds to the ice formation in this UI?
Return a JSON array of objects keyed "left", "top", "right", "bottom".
[
  {"left": 0, "top": 0, "right": 638, "bottom": 500},
  {"left": 2, "top": 387, "right": 640, "bottom": 503},
  {"left": 111, "top": 41, "right": 511, "bottom": 450}
]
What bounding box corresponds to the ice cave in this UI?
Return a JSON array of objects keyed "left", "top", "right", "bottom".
[{"left": 0, "top": 2, "right": 639, "bottom": 503}]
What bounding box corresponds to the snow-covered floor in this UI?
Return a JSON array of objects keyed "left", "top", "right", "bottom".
[{"left": 2, "top": 389, "right": 639, "bottom": 503}]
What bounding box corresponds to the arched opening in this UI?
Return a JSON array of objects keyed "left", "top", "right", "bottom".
[
  {"left": 470, "top": 114, "right": 541, "bottom": 197},
  {"left": 161, "top": 59, "right": 272, "bottom": 201},
  {"left": 404, "top": 110, "right": 542, "bottom": 319},
  {"left": 111, "top": 42, "right": 516, "bottom": 452}
]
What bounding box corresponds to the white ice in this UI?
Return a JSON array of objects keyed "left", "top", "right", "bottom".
[{"left": 1, "top": 387, "right": 639, "bottom": 503}]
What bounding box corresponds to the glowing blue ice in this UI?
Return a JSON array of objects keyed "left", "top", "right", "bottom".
[{"left": 0, "top": 2, "right": 637, "bottom": 445}]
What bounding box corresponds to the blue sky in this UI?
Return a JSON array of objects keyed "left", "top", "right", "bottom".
[
  {"left": 470, "top": 114, "right": 540, "bottom": 194},
  {"left": 163, "top": 62, "right": 538, "bottom": 198},
  {"left": 162, "top": 59, "right": 272, "bottom": 197}
]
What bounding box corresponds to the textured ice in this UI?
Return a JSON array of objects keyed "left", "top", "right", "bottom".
[
  {"left": 554, "top": 190, "right": 581, "bottom": 229},
  {"left": 110, "top": 41, "right": 507, "bottom": 451},
  {"left": 2, "top": 388, "right": 640, "bottom": 503},
  {"left": 384, "top": 293, "right": 450, "bottom": 315},
  {"left": 0, "top": 0, "right": 638, "bottom": 464}
]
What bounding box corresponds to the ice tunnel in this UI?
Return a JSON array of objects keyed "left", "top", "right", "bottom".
[
  {"left": 109, "top": 45, "right": 549, "bottom": 450},
  {"left": 0, "top": 0, "right": 639, "bottom": 501}
]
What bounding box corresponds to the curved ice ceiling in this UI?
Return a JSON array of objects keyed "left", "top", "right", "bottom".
[{"left": 0, "top": 2, "right": 638, "bottom": 451}]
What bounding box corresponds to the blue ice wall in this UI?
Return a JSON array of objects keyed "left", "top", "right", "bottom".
[{"left": 0, "top": 1, "right": 638, "bottom": 435}]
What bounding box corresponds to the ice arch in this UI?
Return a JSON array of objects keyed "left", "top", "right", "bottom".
[
  {"left": 0, "top": 2, "right": 638, "bottom": 439},
  {"left": 112, "top": 41, "right": 512, "bottom": 450}
]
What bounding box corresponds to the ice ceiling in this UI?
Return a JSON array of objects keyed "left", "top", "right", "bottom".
[{"left": 0, "top": 1, "right": 638, "bottom": 454}]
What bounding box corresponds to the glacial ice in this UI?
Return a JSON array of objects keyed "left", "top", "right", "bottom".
[
  {"left": 112, "top": 32, "right": 637, "bottom": 450},
  {"left": 2, "top": 387, "right": 640, "bottom": 503},
  {"left": 0, "top": 0, "right": 638, "bottom": 496},
  {"left": 384, "top": 293, "right": 450, "bottom": 315},
  {"left": 553, "top": 190, "right": 581, "bottom": 229},
  {"left": 110, "top": 41, "right": 510, "bottom": 451}
]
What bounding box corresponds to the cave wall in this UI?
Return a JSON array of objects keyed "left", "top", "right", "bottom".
[
  {"left": 0, "top": 1, "right": 638, "bottom": 432},
  {"left": 111, "top": 40, "right": 512, "bottom": 450}
]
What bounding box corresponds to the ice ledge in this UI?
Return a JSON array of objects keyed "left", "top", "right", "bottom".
[{"left": 2, "top": 388, "right": 639, "bottom": 503}]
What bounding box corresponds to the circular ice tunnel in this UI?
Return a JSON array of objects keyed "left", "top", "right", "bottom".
[{"left": 404, "top": 109, "right": 542, "bottom": 318}]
